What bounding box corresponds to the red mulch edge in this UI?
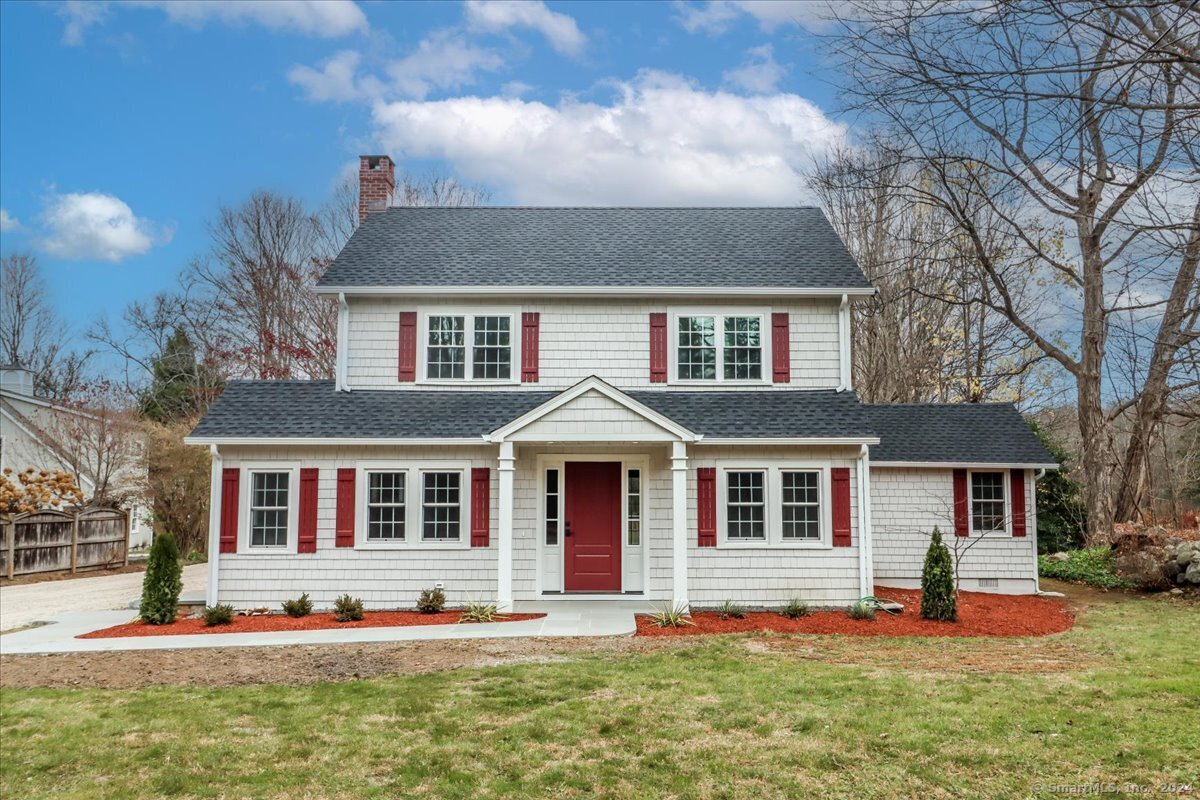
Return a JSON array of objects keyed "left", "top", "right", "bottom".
[
  {"left": 79, "top": 611, "right": 545, "bottom": 639},
  {"left": 636, "top": 587, "right": 1074, "bottom": 638}
]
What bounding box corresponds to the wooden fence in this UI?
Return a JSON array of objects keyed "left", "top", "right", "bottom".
[{"left": 1, "top": 507, "right": 130, "bottom": 579}]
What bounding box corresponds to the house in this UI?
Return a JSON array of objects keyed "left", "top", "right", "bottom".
[
  {"left": 1, "top": 364, "right": 152, "bottom": 550},
  {"left": 185, "top": 155, "right": 1056, "bottom": 611}
]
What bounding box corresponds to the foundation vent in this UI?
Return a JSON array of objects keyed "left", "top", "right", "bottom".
[{"left": 978, "top": 578, "right": 999, "bottom": 589}]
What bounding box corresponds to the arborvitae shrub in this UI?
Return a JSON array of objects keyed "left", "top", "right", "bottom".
[
  {"left": 140, "top": 533, "right": 183, "bottom": 625},
  {"left": 921, "top": 527, "right": 958, "bottom": 622}
]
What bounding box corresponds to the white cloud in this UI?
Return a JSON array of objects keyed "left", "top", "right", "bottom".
[
  {"left": 387, "top": 31, "right": 504, "bottom": 100},
  {"left": 368, "top": 70, "right": 847, "bottom": 205},
  {"left": 58, "top": 0, "right": 110, "bottom": 46},
  {"left": 0, "top": 209, "right": 20, "bottom": 232},
  {"left": 39, "top": 192, "right": 168, "bottom": 262},
  {"left": 722, "top": 44, "right": 785, "bottom": 93},
  {"left": 58, "top": 0, "right": 366, "bottom": 45},
  {"left": 289, "top": 32, "right": 503, "bottom": 102},
  {"left": 465, "top": 0, "right": 586, "bottom": 57},
  {"left": 676, "top": 0, "right": 849, "bottom": 35}
]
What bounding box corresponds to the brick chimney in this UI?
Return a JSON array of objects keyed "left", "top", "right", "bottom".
[{"left": 358, "top": 155, "right": 396, "bottom": 223}]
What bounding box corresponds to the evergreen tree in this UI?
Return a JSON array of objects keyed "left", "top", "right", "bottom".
[
  {"left": 920, "top": 527, "right": 957, "bottom": 622},
  {"left": 139, "top": 328, "right": 221, "bottom": 422},
  {"left": 1027, "top": 419, "right": 1087, "bottom": 553},
  {"left": 140, "top": 533, "right": 183, "bottom": 625}
]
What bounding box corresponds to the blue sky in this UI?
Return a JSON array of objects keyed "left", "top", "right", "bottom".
[{"left": 0, "top": 0, "right": 850, "bottom": 357}]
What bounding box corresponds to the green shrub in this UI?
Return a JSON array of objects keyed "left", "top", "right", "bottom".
[
  {"left": 332, "top": 594, "right": 364, "bottom": 622},
  {"left": 140, "top": 533, "right": 183, "bottom": 625},
  {"left": 847, "top": 600, "right": 876, "bottom": 621},
  {"left": 1038, "top": 548, "right": 1134, "bottom": 589},
  {"left": 921, "top": 527, "right": 958, "bottom": 622},
  {"left": 779, "top": 598, "right": 810, "bottom": 619},
  {"left": 717, "top": 599, "right": 746, "bottom": 620},
  {"left": 416, "top": 587, "right": 447, "bottom": 614},
  {"left": 202, "top": 604, "right": 234, "bottom": 626},
  {"left": 460, "top": 600, "right": 505, "bottom": 623},
  {"left": 281, "top": 593, "right": 313, "bottom": 618},
  {"left": 649, "top": 602, "right": 694, "bottom": 628}
]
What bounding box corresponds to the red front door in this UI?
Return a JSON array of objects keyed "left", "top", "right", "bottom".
[{"left": 564, "top": 461, "right": 622, "bottom": 592}]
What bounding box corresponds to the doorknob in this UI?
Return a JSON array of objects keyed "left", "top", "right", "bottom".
[{"left": 564, "top": 520, "right": 573, "bottom": 537}]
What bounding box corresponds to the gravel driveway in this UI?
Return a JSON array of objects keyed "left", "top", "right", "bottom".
[{"left": 0, "top": 563, "right": 208, "bottom": 631}]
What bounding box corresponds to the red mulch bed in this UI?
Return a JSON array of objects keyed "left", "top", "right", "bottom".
[
  {"left": 79, "top": 611, "right": 545, "bottom": 639},
  {"left": 636, "top": 587, "right": 1074, "bottom": 638}
]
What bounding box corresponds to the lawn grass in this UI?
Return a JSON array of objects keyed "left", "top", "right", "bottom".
[{"left": 2, "top": 597, "right": 1198, "bottom": 799}]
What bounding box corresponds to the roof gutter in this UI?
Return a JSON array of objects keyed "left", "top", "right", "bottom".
[{"left": 314, "top": 285, "right": 878, "bottom": 299}]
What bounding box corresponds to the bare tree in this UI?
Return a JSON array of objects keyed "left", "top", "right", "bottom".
[
  {"left": 831, "top": 0, "right": 1200, "bottom": 541},
  {"left": 43, "top": 381, "right": 142, "bottom": 506},
  {"left": 0, "top": 252, "right": 91, "bottom": 398}
]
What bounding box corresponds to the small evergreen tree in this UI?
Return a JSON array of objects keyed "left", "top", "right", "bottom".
[
  {"left": 140, "top": 533, "right": 183, "bottom": 624},
  {"left": 920, "top": 527, "right": 957, "bottom": 622}
]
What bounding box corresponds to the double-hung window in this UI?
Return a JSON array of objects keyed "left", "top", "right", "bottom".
[
  {"left": 366, "top": 472, "right": 406, "bottom": 541},
  {"left": 675, "top": 313, "right": 764, "bottom": 382},
  {"left": 425, "top": 313, "right": 514, "bottom": 382},
  {"left": 250, "top": 471, "right": 290, "bottom": 548},
  {"left": 422, "top": 471, "right": 462, "bottom": 541},
  {"left": 719, "top": 465, "right": 829, "bottom": 547},
  {"left": 970, "top": 471, "right": 1006, "bottom": 533}
]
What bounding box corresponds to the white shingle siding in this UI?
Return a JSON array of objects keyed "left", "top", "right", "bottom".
[
  {"left": 344, "top": 298, "right": 841, "bottom": 390},
  {"left": 870, "top": 467, "right": 1038, "bottom": 594},
  {"left": 509, "top": 390, "right": 676, "bottom": 441}
]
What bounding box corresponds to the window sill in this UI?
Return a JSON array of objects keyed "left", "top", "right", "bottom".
[
  {"left": 669, "top": 379, "right": 770, "bottom": 387},
  {"left": 354, "top": 541, "right": 472, "bottom": 551},
  {"left": 418, "top": 379, "right": 520, "bottom": 387},
  {"left": 714, "top": 541, "right": 833, "bottom": 551}
]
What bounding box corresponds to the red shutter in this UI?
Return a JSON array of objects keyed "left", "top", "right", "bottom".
[
  {"left": 831, "top": 467, "right": 852, "bottom": 546},
  {"left": 335, "top": 468, "right": 356, "bottom": 547},
  {"left": 219, "top": 468, "right": 239, "bottom": 554},
  {"left": 953, "top": 469, "right": 969, "bottom": 536},
  {"left": 1010, "top": 469, "right": 1027, "bottom": 537},
  {"left": 697, "top": 467, "right": 716, "bottom": 547},
  {"left": 398, "top": 311, "right": 417, "bottom": 382},
  {"left": 772, "top": 312, "right": 790, "bottom": 383},
  {"left": 649, "top": 312, "right": 668, "bottom": 383},
  {"left": 298, "top": 468, "right": 318, "bottom": 553},
  {"left": 471, "top": 468, "right": 490, "bottom": 547},
  {"left": 521, "top": 312, "right": 540, "bottom": 383}
]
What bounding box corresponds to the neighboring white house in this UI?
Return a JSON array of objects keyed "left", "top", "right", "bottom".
[
  {"left": 0, "top": 365, "right": 152, "bottom": 550},
  {"left": 185, "top": 155, "right": 1056, "bottom": 611}
]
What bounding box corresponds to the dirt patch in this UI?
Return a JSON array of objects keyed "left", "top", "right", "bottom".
[
  {"left": 0, "top": 636, "right": 690, "bottom": 690},
  {"left": 79, "top": 611, "right": 545, "bottom": 639},
  {"left": 638, "top": 588, "right": 1074, "bottom": 638},
  {"left": 0, "top": 563, "right": 148, "bottom": 587}
]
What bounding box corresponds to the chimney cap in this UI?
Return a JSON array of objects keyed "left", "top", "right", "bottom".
[{"left": 360, "top": 155, "right": 394, "bottom": 169}]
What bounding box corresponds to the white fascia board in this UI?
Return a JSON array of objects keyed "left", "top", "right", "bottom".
[
  {"left": 870, "top": 460, "right": 1060, "bottom": 470},
  {"left": 698, "top": 437, "right": 880, "bottom": 446},
  {"left": 183, "top": 436, "right": 487, "bottom": 447},
  {"left": 315, "top": 285, "right": 878, "bottom": 299},
  {"left": 486, "top": 375, "right": 697, "bottom": 442}
]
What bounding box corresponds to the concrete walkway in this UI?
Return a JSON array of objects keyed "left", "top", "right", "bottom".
[
  {"left": 0, "top": 563, "right": 208, "bottom": 632},
  {"left": 0, "top": 601, "right": 638, "bottom": 655}
]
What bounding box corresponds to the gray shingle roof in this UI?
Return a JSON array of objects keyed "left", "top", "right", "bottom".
[
  {"left": 629, "top": 390, "right": 875, "bottom": 439},
  {"left": 317, "top": 207, "right": 872, "bottom": 290},
  {"left": 863, "top": 403, "right": 1056, "bottom": 465},
  {"left": 189, "top": 381, "right": 556, "bottom": 440}
]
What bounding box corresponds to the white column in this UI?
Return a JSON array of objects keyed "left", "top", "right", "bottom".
[
  {"left": 497, "top": 440, "right": 515, "bottom": 612},
  {"left": 856, "top": 444, "right": 873, "bottom": 599},
  {"left": 206, "top": 445, "right": 222, "bottom": 605},
  {"left": 671, "top": 440, "right": 689, "bottom": 611}
]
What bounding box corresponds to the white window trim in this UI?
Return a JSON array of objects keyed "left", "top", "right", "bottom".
[
  {"left": 968, "top": 468, "right": 1011, "bottom": 536},
  {"left": 239, "top": 464, "right": 300, "bottom": 555},
  {"left": 353, "top": 461, "right": 473, "bottom": 550},
  {"left": 418, "top": 308, "right": 521, "bottom": 386},
  {"left": 668, "top": 307, "right": 772, "bottom": 386},
  {"left": 715, "top": 461, "right": 834, "bottom": 549}
]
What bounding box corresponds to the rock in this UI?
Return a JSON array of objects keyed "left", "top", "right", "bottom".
[
  {"left": 1176, "top": 543, "right": 1197, "bottom": 566},
  {"left": 1164, "top": 560, "right": 1182, "bottom": 581},
  {"left": 1116, "top": 550, "right": 1171, "bottom": 590},
  {"left": 1170, "top": 588, "right": 1184, "bottom": 595},
  {"left": 1185, "top": 561, "right": 1200, "bottom": 586},
  {"left": 1047, "top": 552, "right": 1070, "bottom": 562}
]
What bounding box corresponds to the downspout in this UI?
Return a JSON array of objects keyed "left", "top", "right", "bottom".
[
  {"left": 838, "top": 293, "right": 851, "bottom": 392},
  {"left": 335, "top": 292, "right": 350, "bottom": 392},
  {"left": 856, "top": 444, "right": 872, "bottom": 598},
  {"left": 206, "top": 444, "right": 222, "bottom": 605},
  {"left": 1033, "top": 468, "right": 1045, "bottom": 593}
]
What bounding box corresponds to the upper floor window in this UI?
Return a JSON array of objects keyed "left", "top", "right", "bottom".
[
  {"left": 675, "top": 314, "right": 764, "bottom": 382},
  {"left": 425, "top": 313, "right": 515, "bottom": 382},
  {"left": 971, "top": 471, "right": 1006, "bottom": 533}
]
